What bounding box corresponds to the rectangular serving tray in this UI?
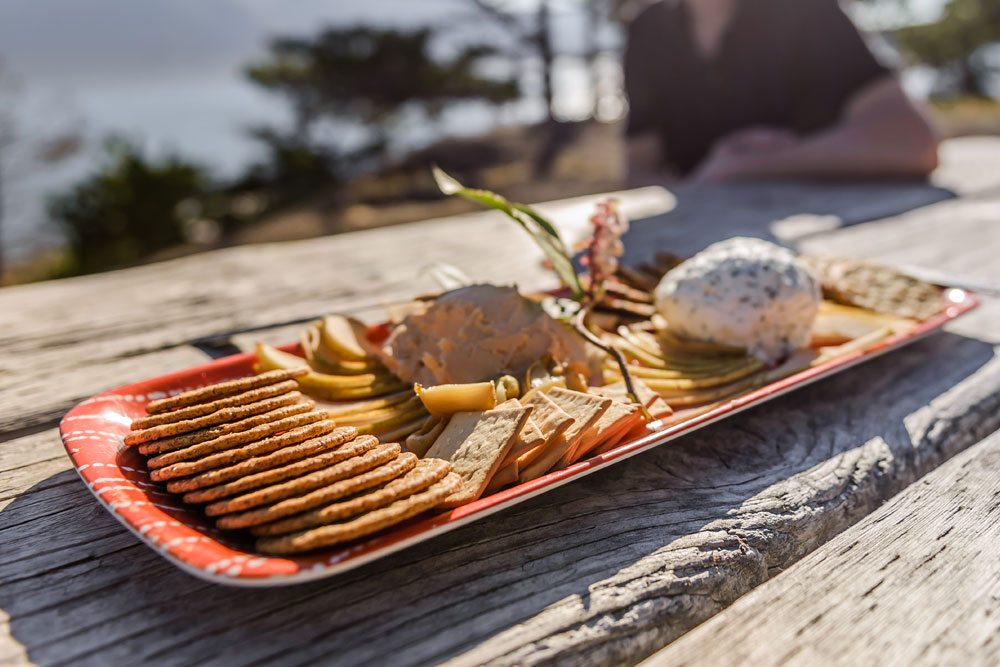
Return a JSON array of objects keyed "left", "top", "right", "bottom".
[{"left": 60, "top": 288, "right": 978, "bottom": 586}]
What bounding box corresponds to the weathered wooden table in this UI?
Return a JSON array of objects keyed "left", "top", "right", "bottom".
[{"left": 2, "top": 136, "right": 999, "bottom": 666}]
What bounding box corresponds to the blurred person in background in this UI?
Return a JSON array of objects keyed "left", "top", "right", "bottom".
[{"left": 624, "top": 0, "right": 941, "bottom": 184}]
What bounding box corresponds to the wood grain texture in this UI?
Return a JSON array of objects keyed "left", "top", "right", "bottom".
[
  {"left": 643, "top": 427, "right": 1000, "bottom": 667},
  {"left": 1, "top": 322, "right": 998, "bottom": 666},
  {"left": 1, "top": 136, "right": 995, "bottom": 437},
  {"left": 1, "top": 138, "right": 1000, "bottom": 666},
  {"left": 0, "top": 190, "right": 670, "bottom": 438},
  {"left": 0, "top": 346, "right": 212, "bottom": 438}
]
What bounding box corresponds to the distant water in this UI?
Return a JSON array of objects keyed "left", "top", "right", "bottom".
[
  {"left": 2, "top": 0, "right": 931, "bottom": 260},
  {"left": 0, "top": 0, "right": 620, "bottom": 259}
]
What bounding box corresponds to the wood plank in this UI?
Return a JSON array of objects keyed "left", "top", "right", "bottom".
[
  {"left": 0, "top": 190, "right": 670, "bottom": 439},
  {"left": 0, "top": 346, "right": 211, "bottom": 436},
  {"left": 933, "top": 135, "right": 1000, "bottom": 195},
  {"left": 0, "top": 321, "right": 997, "bottom": 666},
  {"left": 0, "top": 189, "right": 670, "bottom": 355},
  {"left": 799, "top": 194, "right": 1000, "bottom": 303},
  {"left": 643, "top": 427, "right": 1000, "bottom": 667},
  {"left": 1, "top": 143, "right": 1000, "bottom": 665},
  {"left": 2, "top": 137, "right": 997, "bottom": 438},
  {"left": 0, "top": 430, "right": 65, "bottom": 477}
]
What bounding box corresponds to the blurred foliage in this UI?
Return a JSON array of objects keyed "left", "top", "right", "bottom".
[
  {"left": 894, "top": 0, "right": 1000, "bottom": 97},
  {"left": 32, "top": 1, "right": 999, "bottom": 284},
  {"left": 234, "top": 128, "right": 341, "bottom": 206},
  {"left": 246, "top": 26, "right": 519, "bottom": 141},
  {"left": 39, "top": 25, "right": 522, "bottom": 280},
  {"left": 47, "top": 138, "right": 209, "bottom": 277}
]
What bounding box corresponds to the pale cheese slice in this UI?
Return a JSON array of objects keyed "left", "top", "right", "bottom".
[{"left": 405, "top": 416, "right": 446, "bottom": 458}]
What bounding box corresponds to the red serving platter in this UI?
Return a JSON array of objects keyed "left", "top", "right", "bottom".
[{"left": 60, "top": 288, "right": 978, "bottom": 586}]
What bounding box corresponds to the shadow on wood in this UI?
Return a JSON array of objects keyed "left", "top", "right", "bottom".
[
  {"left": 1, "top": 331, "right": 997, "bottom": 666},
  {"left": 618, "top": 180, "right": 955, "bottom": 264}
]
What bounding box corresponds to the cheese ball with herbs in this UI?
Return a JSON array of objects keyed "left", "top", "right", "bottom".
[{"left": 653, "top": 237, "right": 821, "bottom": 363}]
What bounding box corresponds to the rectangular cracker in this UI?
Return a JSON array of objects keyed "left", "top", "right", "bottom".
[
  {"left": 513, "top": 440, "right": 546, "bottom": 472},
  {"left": 426, "top": 406, "right": 531, "bottom": 508},
  {"left": 518, "top": 388, "right": 610, "bottom": 482},
  {"left": 558, "top": 400, "right": 641, "bottom": 468},
  {"left": 572, "top": 404, "right": 645, "bottom": 465},
  {"left": 591, "top": 378, "right": 673, "bottom": 418},
  {"left": 503, "top": 417, "right": 545, "bottom": 463},
  {"left": 480, "top": 416, "right": 543, "bottom": 496},
  {"left": 482, "top": 459, "right": 518, "bottom": 496},
  {"left": 511, "top": 393, "right": 574, "bottom": 468},
  {"left": 590, "top": 417, "right": 646, "bottom": 458}
]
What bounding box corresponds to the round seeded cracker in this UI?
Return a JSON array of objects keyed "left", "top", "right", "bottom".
[
  {"left": 181, "top": 433, "right": 376, "bottom": 503},
  {"left": 146, "top": 410, "right": 329, "bottom": 469},
  {"left": 144, "top": 368, "right": 307, "bottom": 414},
  {"left": 149, "top": 419, "right": 336, "bottom": 482},
  {"left": 216, "top": 448, "right": 416, "bottom": 530},
  {"left": 166, "top": 427, "right": 363, "bottom": 494},
  {"left": 125, "top": 391, "right": 305, "bottom": 446},
  {"left": 251, "top": 457, "right": 452, "bottom": 536},
  {"left": 208, "top": 445, "right": 409, "bottom": 519},
  {"left": 803, "top": 255, "right": 942, "bottom": 321},
  {"left": 137, "top": 402, "right": 315, "bottom": 456},
  {"left": 254, "top": 472, "right": 462, "bottom": 555},
  {"left": 131, "top": 380, "right": 300, "bottom": 430}
]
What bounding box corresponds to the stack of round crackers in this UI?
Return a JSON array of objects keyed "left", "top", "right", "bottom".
[
  {"left": 126, "top": 369, "right": 461, "bottom": 555},
  {"left": 802, "top": 255, "right": 942, "bottom": 321}
]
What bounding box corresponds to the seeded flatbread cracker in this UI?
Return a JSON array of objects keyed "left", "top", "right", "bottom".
[
  {"left": 216, "top": 448, "right": 414, "bottom": 529},
  {"left": 144, "top": 368, "right": 307, "bottom": 414},
  {"left": 255, "top": 472, "right": 462, "bottom": 555},
  {"left": 181, "top": 433, "right": 374, "bottom": 503},
  {"left": 125, "top": 391, "right": 305, "bottom": 446},
  {"left": 206, "top": 444, "right": 407, "bottom": 516},
  {"left": 149, "top": 420, "right": 336, "bottom": 482},
  {"left": 519, "top": 388, "right": 610, "bottom": 482},
  {"left": 803, "top": 255, "right": 942, "bottom": 321},
  {"left": 251, "top": 458, "right": 452, "bottom": 536},
  {"left": 137, "top": 402, "right": 316, "bottom": 455},
  {"left": 426, "top": 406, "right": 531, "bottom": 508},
  {"left": 146, "top": 410, "right": 329, "bottom": 469},
  {"left": 591, "top": 379, "right": 673, "bottom": 418},
  {"left": 130, "top": 380, "right": 300, "bottom": 431}
]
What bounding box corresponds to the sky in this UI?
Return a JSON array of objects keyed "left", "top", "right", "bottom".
[
  {"left": 0, "top": 0, "right": 619, "bottom": 257},
  {"left": 0, "top": 0, "right": 947, "bottom": 259}
]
